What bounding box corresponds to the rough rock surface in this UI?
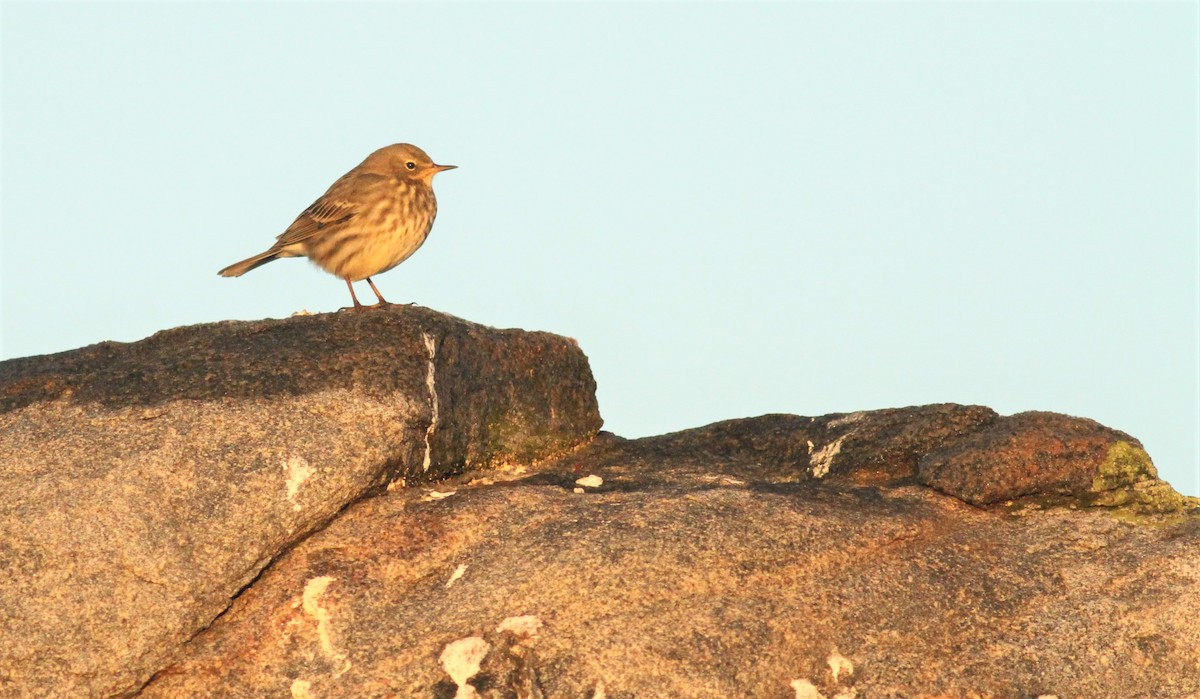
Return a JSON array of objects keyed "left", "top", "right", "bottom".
[
  {"left": 0, "top": 307, "right": 601, "bottom": 698},
  {"left": 139, "top": 410, "right": 1198, "bottom": 699},
  {"left": 4, "top": 309, "right": 1195, "bottom": 698}
]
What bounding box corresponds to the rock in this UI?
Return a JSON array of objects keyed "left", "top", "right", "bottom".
[
  {"left": 604, "top": 404, "right": 999, "bottom": 485},
  {"left": 138, "top": 411, "right": 1199, "bottom": 699},
  {"left": 5, "top": 311, "right": 1195, "bottom": 698},
  {"left": 0, "top": 307, "right": 601, "bottom": 698},
  {"left": 916, "top": 411, "right": 1181, "bottom": 511}
]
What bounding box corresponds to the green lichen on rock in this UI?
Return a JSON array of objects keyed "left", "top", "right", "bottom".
[
  {"left": 1091, "top": 441, "right": 1157, "bottom": 492},
  {"left": 480, "top": 407, "right": 596, "bottom": 468},
  {"left": 993, "top": 443, "right": 1196, "bottom": 518},
  {"left": 483, "top": 409, "right": 543, "bottom": 465},
  {"left": 1091, "top": 478, "right": 1186, "bottom": 514},
  {"left": 1083, "top": 441, "right": 1190, "bottom": 516}
]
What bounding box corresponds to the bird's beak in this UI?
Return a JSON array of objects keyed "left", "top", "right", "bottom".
[{"left": 432, "top": 163, "right": 457, "bottom": 173}]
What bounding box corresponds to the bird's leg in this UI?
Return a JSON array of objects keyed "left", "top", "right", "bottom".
[
  {"left": 344, "top": 279, "right": 366, "bottom": 310},
  {"left": 365, "top": 277, "right": 391, "bottom": 306}
]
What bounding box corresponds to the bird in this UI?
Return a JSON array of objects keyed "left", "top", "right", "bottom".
[{"left": 218, "top": 143, "right": 456, "bottom": 309}]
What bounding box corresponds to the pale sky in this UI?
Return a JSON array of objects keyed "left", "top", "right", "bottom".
[{"left": 2, "top": 2, "right": 1197, "bottom": 496}]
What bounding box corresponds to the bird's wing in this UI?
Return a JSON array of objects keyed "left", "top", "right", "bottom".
[
  {"left": 272, "top": 172, "right": 387, "bottom": 247},
  {"left": 273, "top": 197, "right": 358, "bottom": 247}
]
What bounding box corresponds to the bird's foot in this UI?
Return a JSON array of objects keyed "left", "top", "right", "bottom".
[{"left": 335, "top": 300, "right": 413, "bottom": 312}]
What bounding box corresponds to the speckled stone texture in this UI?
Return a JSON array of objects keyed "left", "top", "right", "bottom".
[
  {"left": 4, "top": 315, "right": 1195, "bottom": 698},
  {"left": 0, "top": 307, "right": 601, "bottom": 698},
  {"left": 138, "top": 412, "right": 1198, "bottom": 699}
]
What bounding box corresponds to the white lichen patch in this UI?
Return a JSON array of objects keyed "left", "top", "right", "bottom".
[
  {"left": 283, "top": 456, "right": 315, "bottom": 511},
  {"left": 791, "top": 678, "right": 826, "bottom": 699},
  {"left": 426, "top": 489, "right": 457, "bottom": 501},
  {"left": 289, "top": 679, "right": 314, "bottom": 698},
  {"left": 496, "top": 614, "right": 542, "bottom": 638},
  {"left": 827, "top": 649, "right": 854, "bottom": 683},
  {"left": 573, "top": 487, "right": 585, "bottom": 494},
  {"left": 446, "top": 563, "right": 468, "bottom": 588},
  {"left": 828, "top": 411, "right": 865, "bottom": 428},
  {"left": 575, "top": 474, "right": 603, "bottom": 488},
  {"left": 440, "top": 636, "right": 491, "bottom": 696},
  {"left": 810, "top": 435, "right": 848, "bottom": 478},
  {"left": 301, "top": 576, "right": 351, "bottom": 676},
  {"left": 698, "top": 474, "right": 748, "bottom": 487},
  {"left": 422, "top": 332, "right": 439, "bottom": 472},
  {"left": 592, "top": 680, "right": 607, "bottom": 699}
]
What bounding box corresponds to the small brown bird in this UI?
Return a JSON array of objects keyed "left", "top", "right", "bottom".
[{"left": 218, "top": 143, "right": 456, "bottom": 308}]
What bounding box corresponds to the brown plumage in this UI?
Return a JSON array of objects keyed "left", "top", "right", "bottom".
[{"left": 218, "top": 143, "right": 455, "bottom": 308}]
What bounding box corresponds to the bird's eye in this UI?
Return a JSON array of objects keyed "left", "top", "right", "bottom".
[{"left": 405, "top": 161, "right": 417, "bottom": 170}]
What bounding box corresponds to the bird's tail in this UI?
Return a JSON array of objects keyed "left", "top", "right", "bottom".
[{"left": 218, "top": 249, "right": 280, "bottom": 277}]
